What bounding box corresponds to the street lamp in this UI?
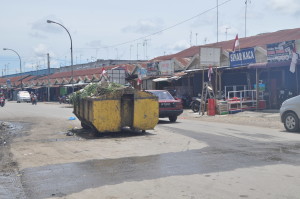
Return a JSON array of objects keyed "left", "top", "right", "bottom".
[
  {"left": 3, "top": 48, "right": 23, "bottom": 89},
  {"left": 47, "top": 20, "right": 74, "bottom": 93}
]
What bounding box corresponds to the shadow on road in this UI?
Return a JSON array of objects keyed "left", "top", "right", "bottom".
[
  {"left": 72, "top": 127, "right": 155, "bottom": 140},
  {"left": 158, "top": 120, "right": 181, "bottom": 124}
]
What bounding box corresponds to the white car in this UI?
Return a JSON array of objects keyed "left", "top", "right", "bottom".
[
  {"left": 17, "top": 91, "right": 31, "bottom": 103},
  {"left": 280, "top": 95, "right": 300, "bottom": 132}
]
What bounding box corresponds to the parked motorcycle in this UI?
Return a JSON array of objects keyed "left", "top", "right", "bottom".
[
  {"left": 31, "top": 95, "right": 37, "bottom": 105},
  {"left": 190, "top": 96, "right": 202, "bottom": 112},
  {"left": 59, "top": 95, "right": 70, "bottom": 104},
  {"left": 0, "top": 97, "right": 5, "bottom": 107},
  {"left": 181, "top": 95, "right": 192, "bottom": 108}
]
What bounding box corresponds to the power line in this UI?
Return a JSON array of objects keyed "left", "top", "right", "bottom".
[{"left": 77, "top": 0, "right": 233, "bottom": 50}]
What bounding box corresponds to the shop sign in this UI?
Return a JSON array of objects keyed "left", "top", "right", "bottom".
[
  {"left": 147, "top": 62, "right": 160, "bottom": 76},
  {"left": 200, "top": 47, "right": 221, "bottom": 69},
  {"left": 6, "top": 79, "right": 11, "bottom": 88},
  {"left": 229, "top": 48, "right": 256, "bottom": 67},
  {"left": 158, "top": 60, "right": 174, "bottom": 76},
  {"left": 267, "top": 40, "right": 295, "bottom": 63},
  {"left": 137, "top": 68, "right": 147, "bottom": 78}
]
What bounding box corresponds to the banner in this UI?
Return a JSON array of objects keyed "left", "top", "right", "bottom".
[
  {"left": 147, "top": 62, "right": 160, "bottom": 76},
  {"left": 200, "top": 47, "right": 221, "bottom": 69},
  {"left": 267, "top": 40, "right": 295, "bottom": 63},
  {"left": 158, "top": 60, "right": 174, "bottom": 76},
  {"left": 229, "top": 48, "right": 256, "bottom": 67}
]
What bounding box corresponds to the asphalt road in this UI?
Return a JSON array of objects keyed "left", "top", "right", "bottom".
[{"left": 1, "top": 101, "right": 300, "bottom": 199}]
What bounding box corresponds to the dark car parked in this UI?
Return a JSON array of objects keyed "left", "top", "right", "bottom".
[{"left": 146, "top": 90, "right": 183, "bottom": 122}]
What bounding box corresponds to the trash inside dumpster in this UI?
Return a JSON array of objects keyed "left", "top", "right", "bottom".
[{"left": 71, "top": 82, "right": 159, "bottom": 133}]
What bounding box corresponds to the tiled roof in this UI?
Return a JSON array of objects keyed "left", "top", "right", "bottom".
[
  {"left": 153, "top": 27, "right": 300, "bottom": 60},
  {"left": 174, "top": 57, "right": 191, "bottom": 67}
]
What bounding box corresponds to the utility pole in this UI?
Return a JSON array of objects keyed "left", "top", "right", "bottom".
[
  {"left": 130, "top": 45, "right": 133, "bottom": 60},
  {"left": 137, "top": 43, "right": 140, "bottom": 60},
  {"left": 47, "top": 53, "right": 50, "bottom": 101},
  {"left": 225, "top": 27, "right": 231, "bottom": 40},
  {"left": 6, "top": 63, "right": 9, "bottom": 75},
  {"left": 115, "top": 48, "right": 119, "bottom": 60},
  {"left": 190, "top": 31, "right": 193, "bottom": 46},
  {"left": 245, "top": 0, "right": 251, "bottom": 37},
  {"left": 217, "top": 0, "right": 219, "bottom": 42},
  {"left": 143, "top": 39, "right": 150, "bottom": 59}
]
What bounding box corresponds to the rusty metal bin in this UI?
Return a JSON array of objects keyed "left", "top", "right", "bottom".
[{"left": 74, "top": 88, "right": 159, "bottom": 132}]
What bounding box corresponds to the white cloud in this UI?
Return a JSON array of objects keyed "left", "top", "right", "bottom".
[
  {"left": 122, "top": 18, "right": 164, "bottom": 34},
  {"left": 267, "top": 0, "right": 300, "bottom": 15},
  {"left": 31, "top": 16, "right": 65, "bottom": 34},
  {"left": 169, "top": 40, "right": 190, "bottom": 53},
  {"left": 29, "top": 32, "right": 47, "bottom": 39},
  {"left": 34, "top": 44, "right": 49, "bottom": 57},
  {"left": 86, "top": 40, "right": 104, "bottom": 48}
]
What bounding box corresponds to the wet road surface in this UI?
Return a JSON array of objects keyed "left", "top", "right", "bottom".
[{"left": 21, "top": 119, "right": 300, "bottom": 198}]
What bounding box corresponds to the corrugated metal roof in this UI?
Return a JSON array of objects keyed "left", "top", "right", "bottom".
[{"left": 153, "top": 28, "right": 300, "bottom": 61}]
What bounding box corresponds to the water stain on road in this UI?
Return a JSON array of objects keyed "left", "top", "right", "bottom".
[
  {"left": 12, "top": 123, "right": 300, "bottom": 198},
  {"left": 22, "top": 141, "right": 300, "bottom": 199}
]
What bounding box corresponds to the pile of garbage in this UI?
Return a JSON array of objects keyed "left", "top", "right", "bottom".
[{"left": 70, "top": 82, "right": 129, "bottom": 105}]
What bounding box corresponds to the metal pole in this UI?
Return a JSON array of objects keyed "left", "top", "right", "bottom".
[
  {"left": 245, "top": 0, "right": 247, "bottom": 37},
  {"left": 200, "top": 47, "right": 205, "bottom": 115},
  {"left": 137, "top": 43, "right": 139, "bottom": 60},
  {"left": 3, "top": 48, "right": 22, "bottom": 89},
  {"left": 256, "top": 68, "right": 259, "bottom": 110},
  {"left": 217, "top": 0, "right": 219, "bottom": 43},
  {"left": 47, "top": 53, "right": 50, "bottom": 101},
  {"left": 245, "top": 0, "right": 250, "bottom": 37},
  {"left": 47, "top": 20, "right": 74, "bottom": 93}
]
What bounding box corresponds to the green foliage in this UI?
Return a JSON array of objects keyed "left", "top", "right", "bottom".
[{"left": 70, "top": 82, "right": 126, "bottom": 105}]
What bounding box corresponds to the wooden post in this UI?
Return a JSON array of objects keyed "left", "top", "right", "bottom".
[
  {"left": 256, "top": 68, "right": 259, "bottom": 110},
  {"left": 188, "top": 73, "right": 191, "bottom": 96},
  {"left": 200, "top": 50, "right": 205, "bottom": 115}
]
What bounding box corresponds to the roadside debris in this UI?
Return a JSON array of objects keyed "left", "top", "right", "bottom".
[
  {"left": 66, "top": 131, "right": 74, "bottom": 136},
  {"left": 68, "top": 117, "right": 76, "bottom": 120},
  {"left": 0, "top": 122, "right": 12, "bottom": 130}
]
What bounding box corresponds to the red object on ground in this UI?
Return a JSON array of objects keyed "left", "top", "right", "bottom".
[
  {"left": 258, "top": 100, "right": 266, "bottom": 109},
  {"left": 208, "top": 99, "right": 216, "bottom": 116}
]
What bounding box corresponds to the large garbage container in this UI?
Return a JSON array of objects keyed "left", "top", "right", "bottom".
[{"left": 74, "top": 88, "right": 159, "bottom": 132}]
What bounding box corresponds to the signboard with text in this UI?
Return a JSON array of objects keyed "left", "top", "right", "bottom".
[
  {"left": 267, "top": 40, "right": 295, "bottom": 63},
  {"left": 147, "top": 62, "right": 160, "bottom": 76},
  {"left": 200, "top": 47, "right": 221, "bottom": 68},
  {"left": 229, "top": 48, "right": 256, "bottom": 67},
  {"left": 158, "top": 60, "right": 174, "bottom": 76}
]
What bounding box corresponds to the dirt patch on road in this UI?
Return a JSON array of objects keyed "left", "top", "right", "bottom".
[
  {"left": 181, "top": 110, "right": 283, "bottom": 130},
  {"left": 0, "top": 122, "right": 26, "bottom": 199},
  {"left": 0, "top": 122, "right": 19, "bottom": 172}
]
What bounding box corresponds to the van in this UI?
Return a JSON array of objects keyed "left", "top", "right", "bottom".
[
  {"left": 17, "top": 91, "right": 31, "bottom": 103},
  {"left": 280, "top": 95, "right": 300, "bottom": 132}
]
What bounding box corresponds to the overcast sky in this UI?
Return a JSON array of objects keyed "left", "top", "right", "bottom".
[{"left": 1, "top": 0, "right": 300, "bottom": 75}]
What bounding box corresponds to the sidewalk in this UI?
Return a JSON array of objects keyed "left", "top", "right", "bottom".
[{"left": 180, "top": 109, "right": 283, "bottom": 130}]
